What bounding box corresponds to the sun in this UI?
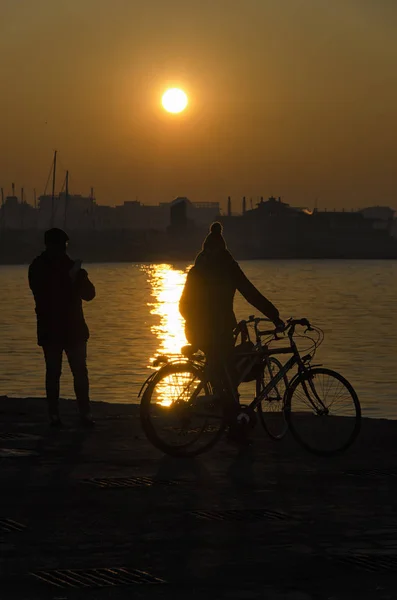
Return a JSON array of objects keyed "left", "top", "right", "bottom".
[{"left": 162, "top": 88, "right": 188, "bottom": 114}]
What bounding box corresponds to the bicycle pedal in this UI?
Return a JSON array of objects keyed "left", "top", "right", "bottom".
[
  {"left": 237, "top": 406, "right": 257, "bottom": 429},
  {"left": 237, "top": 414, "right": 250, "bottom": 427}
]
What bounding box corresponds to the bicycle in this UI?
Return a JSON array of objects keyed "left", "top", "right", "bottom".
[{"left": 139, "top": 316, "right": 361, "bottom": 457}]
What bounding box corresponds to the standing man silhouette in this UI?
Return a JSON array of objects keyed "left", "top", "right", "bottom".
[{"left": 29, "top": 228, "right": 96, "bottom": 427}]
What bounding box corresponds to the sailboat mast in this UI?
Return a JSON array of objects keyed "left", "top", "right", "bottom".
[
  {"left": 90, "top": 186, "right": 95, "bottom": 230},
  {"left": 50, "top": 150, "right": 57, "bottom": 228},
  {"left": 0, "top": 187, "right": 4, "bottom": 232},
  {"left": 21, "top": 187, "right": 24, "bottom": 229},
  {"left": 64, "top": 170, "right": 69, "bottom": 229},
  {"left": 33, "top": 188, "right": 37, "bottom": 229}
]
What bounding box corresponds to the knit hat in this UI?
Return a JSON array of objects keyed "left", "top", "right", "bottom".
[
  {"left": 44, "top": 228, "right": 69, "bottom": 247},
  {"left": 202, "top": 222, "right": 226, "bottom": 252}
]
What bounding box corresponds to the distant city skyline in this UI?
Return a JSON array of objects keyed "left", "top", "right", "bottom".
[
  {"left": 0, "top": 0, "right": 396, "bottom": 210},
  {"left": 1, "top": 184, "right": 395, "bottom": 214},
  {"left": 1, "top": 183, "right": 396, "bottom": 214}
]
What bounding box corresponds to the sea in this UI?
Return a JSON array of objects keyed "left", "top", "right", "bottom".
[{"left": 0, "top": 260, "right": 396, "bottom": 419}]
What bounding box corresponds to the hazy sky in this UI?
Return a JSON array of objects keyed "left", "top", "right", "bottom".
[{"left": 0, "top": 0, "right": 396, "bottom": 210}]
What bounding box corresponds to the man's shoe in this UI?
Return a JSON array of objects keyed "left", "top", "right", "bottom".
[
  {"left": 226, "top": 428, "right": 253, "bottom": 447},
  {"left": 226, "top": 412, "right": 254, "bottom": 447},
  {"left": 49, "top": 415, "right": 63, "bottom": 428},
  {"left": 80, "top": 414, "right": 95, "bottom": 428}
]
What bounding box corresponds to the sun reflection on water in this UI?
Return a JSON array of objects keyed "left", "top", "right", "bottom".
[
  {"left": 147, "top": 264, "right": 188, "bottom": 360},
  {"left": 146, "top": 264, "right": 190, "bottom": 406}
]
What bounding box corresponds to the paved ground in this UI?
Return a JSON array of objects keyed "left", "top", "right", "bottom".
[{"left": 0, "top": 395, "right": 396, "bottom": 599}]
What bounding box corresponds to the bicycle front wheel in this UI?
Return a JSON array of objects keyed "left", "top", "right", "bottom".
[
  {"left": 140, "top": 361, "right": 226, "bottom": 457},
  {"left": 285, "top": 367, "right": 361, "bottom": 455},
  {"left": 256, "top": 357, "right": 289, "bottom": 440}
]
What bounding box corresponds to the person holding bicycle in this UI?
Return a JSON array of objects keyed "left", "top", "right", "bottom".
[
  {"left": 141, "top": 227, "right": 360, "bottom": 456},
  {"left": 179, "top": 221, "right": 284, "bottom": 443}
]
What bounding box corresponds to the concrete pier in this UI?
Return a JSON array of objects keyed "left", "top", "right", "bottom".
[{"left": 1, "top": 396, "right": 396, "bottom": 599}]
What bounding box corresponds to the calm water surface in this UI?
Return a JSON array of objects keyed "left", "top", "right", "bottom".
[{"left": 0, "top": 261, "right": 396, "bottom": 419}]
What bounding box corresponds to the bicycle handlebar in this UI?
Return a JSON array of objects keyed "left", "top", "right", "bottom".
[
  {"left": 287, "top": 318, "right": 312, "bottom": 331},
  {"left": 237, "top": 316, "right": 313, "bottom": 338}
]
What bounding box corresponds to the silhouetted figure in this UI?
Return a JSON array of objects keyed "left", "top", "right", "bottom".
[
  {"left": 179, "top": 222, "right": 283, "bottom": 442},
  {"left": 28, "top": 228, "right": 96, "bottom": 428}
]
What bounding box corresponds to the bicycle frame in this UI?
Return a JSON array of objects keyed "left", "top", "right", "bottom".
[
  {"left": 141, "top": 317, "right": 327, "bottom": 416},
  {"left": 230, "top": 317, "right": 327, "bottom": 414},
  {"left": 256, "top": 355, "right": 296, "bottom": 409},
  {"left": 233, "top": 345, "right": 299, "bottom": 410}
]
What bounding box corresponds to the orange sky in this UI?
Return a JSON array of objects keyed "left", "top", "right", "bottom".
[{"left": 0, "top": 0, "right": 396, "bottom": 210}]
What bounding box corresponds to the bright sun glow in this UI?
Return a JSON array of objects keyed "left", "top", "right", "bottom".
[{"left": 162, "top": 88, "right": 188, "bottom": 114}]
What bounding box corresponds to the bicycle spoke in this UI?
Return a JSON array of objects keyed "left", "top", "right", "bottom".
[
  {"left": 257, "top": 357, "right": 289, "bottom": 440},
  {"left": 286, "top": 368, "right": 360, "bottom": 455},
  {"left": 141, "top": 363, "right": 226, "bottom": 456}
]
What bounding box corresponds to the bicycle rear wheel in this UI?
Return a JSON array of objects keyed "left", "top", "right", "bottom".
[
  {"left": 285, "top": 367, "right": 361, "bottom": 455},
  {"left": 140, "top": 361, "right": 226, "bottom": 456},
  {"left": 256, "top": 357, "right": 289, "bottom": 440}
]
